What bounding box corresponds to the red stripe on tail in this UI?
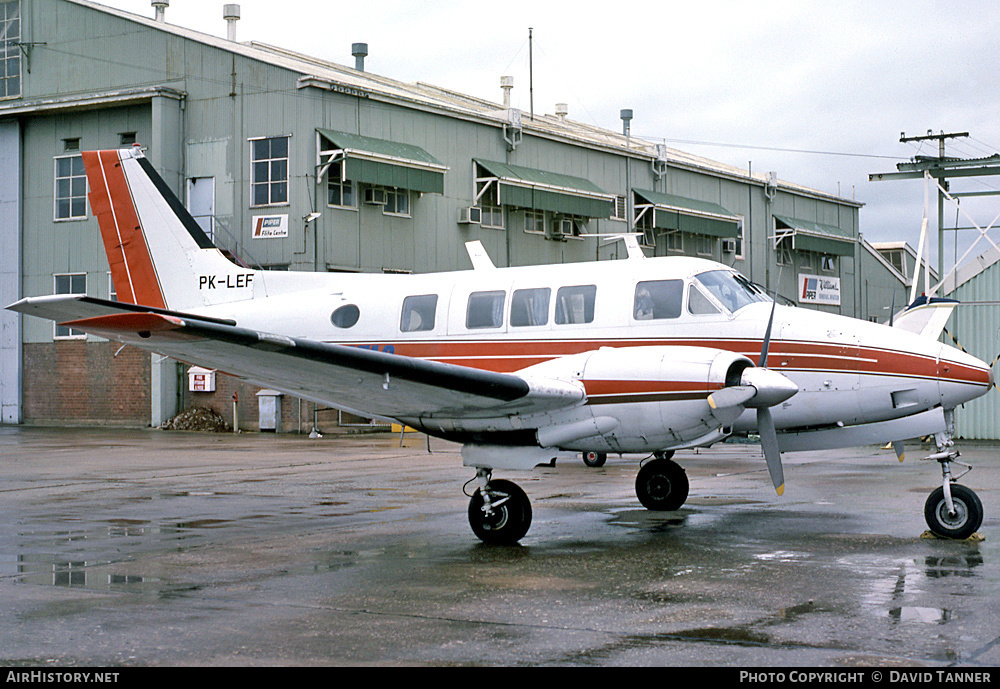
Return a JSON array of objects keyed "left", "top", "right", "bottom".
[{"left": 82, "top": 150, "right": 166, "bottom": 309}]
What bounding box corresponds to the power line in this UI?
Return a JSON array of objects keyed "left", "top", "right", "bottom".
[{"left": 638, "top": 136, "right": 907, "bottom": 161}]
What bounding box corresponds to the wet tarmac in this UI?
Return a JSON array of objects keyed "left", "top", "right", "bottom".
[{"left": 1, "top": 425, "right": 999, "bottom": 667}]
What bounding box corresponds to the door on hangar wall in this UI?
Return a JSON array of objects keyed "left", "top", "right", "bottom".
[{"left": 187, "top": 177, "right": 215, "bottom": 241}]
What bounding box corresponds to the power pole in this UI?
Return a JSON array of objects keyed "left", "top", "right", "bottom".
[
  {"left": 898, "top": 131, "right": 966, "bottom": 280},
  {"left": 870, "top": 130, "right": 1000, "bottom": 284}
]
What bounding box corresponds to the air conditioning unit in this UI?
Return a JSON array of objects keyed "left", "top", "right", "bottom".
[
  {"left": 549, "top": 217, "right": 573, "bottom": 240},
  {"left": 721, "top": 238, "right": 737, "bottom": 253},
  {"left": 458, "top": 206, "right": 482, "bottom": 224},
  {"left": 364, "top": 187, "right": 387, "bottom": 205}
]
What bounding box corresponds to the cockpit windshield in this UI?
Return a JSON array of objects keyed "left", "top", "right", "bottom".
[{"left": 694, "top": 270, "right": 770, "bottom": 314}]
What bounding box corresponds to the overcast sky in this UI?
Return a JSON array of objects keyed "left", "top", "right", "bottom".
[{"left": 96, "top": 0, "right": 1000, "bottom": 277}]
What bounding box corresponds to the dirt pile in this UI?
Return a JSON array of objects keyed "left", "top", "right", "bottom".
[{"left": 160, "top": 407, "right": 232, "bottom": 432}]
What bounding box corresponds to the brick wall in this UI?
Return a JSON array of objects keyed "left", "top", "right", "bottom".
[
  {"left": 23, "top": 341, "right": 151, "bottom": 426},
  {"left": 22, "top": 342, "right": 381, "bottom": 433},
  {"left": 181, "top": 371, "right": 370, "bottom": 434}
]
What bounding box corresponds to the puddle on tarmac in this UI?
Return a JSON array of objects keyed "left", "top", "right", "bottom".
[{"left": 889, "top": 606, "right": 953, "bottom": 624}]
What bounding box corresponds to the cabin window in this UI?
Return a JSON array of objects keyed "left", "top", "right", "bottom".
[
  {"left": 330, "top": 304, "right": 360, "bottom": 328},
  {"left": 555, "top": 285, "right": 596, "bottom": 325},
  {"left": 694, "top": 270, "right": 768, "bottom": 313},
  {"left": 401, "top": 294, "right": 438, "bottom": 332},
  {"left": 467, "top": 291, "right": 505, "bottom": 329},
  {"left": 687, "top": 284, "right": 721, "bottom": 315},
  {"left": 510, "top": 288, "right": 550, "bottom": 327},
  {"left": 634, "top": 280, "right": 682, "bottom": 320}
]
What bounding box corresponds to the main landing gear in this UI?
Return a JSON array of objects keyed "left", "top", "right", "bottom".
[
  {"left": 467, "top": 469, "right": 532, "bottom": 545},
  {"left": 468, "top": 451, "right": 690, "bottom": 544},
  {"left": 923, "top": 432, "right": 983, "bottom": 540},
  {"left": 635, "top": 452, "right": 689, "bottom": 511}
]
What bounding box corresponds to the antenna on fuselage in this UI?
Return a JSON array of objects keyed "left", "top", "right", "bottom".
[
  {"left": 577, "top": 232, "right": 645, "bottom": 260},
  {"left": 464, "top": 240, "right": 496, "bottom": 270}
]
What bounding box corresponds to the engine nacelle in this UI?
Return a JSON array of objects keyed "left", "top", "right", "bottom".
[{"left": 524, "top": 346, "right": 754, "bottom": 453}]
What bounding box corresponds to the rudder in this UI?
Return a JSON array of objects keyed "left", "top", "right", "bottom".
[{"left": 83, "top": 147, "right": 257, "bottom": 311}]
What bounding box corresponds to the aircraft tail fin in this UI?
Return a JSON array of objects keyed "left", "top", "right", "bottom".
[
  {"left": 83, "top": 147, "right": 257, "bottom": 312},
  {"left": 890, "top": 295, "right": 958, "bottom": 340}
]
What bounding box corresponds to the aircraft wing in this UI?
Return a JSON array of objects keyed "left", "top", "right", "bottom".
[{"left": 7, "top": 296, "right": 584, "bottom": 420}]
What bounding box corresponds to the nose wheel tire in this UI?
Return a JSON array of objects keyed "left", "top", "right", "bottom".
[
  {"left": 469, "top": 479, "right": 532, "bottom": 545},
  {"left": 583, "top": 451, "right": 607, "bottom": 467},
  {"left": 924, "top": 484, "right": 983, "bottom": 540},
  {"left": 636, "top": 458, "right": 689, "bottom": 511}
]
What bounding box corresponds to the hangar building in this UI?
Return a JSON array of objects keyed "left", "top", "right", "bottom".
[{"left": 1, "top": 0, "right": 912, "bottom": 431}]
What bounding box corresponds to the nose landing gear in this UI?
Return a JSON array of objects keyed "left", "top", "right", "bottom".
[{"left": 923, "top": 430, "right": 983, "bottom": 540}]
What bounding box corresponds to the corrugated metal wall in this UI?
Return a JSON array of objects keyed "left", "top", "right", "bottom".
[{"left": 950, "top": 262, "right": 1000, "bottom": 440}]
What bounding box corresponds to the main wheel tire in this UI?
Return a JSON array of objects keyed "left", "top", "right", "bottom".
[
  {"left": 469, "top": 479, "right": 532, "bottom": 545},
  {"left": 583, "top": 451, "right": 607, "bottom": 467},
  {"left": 924, "top": 484, "right": 983, "bottom": 539},
  {"left": 635, "top": 458, "right": 689, "bottom": 511}
]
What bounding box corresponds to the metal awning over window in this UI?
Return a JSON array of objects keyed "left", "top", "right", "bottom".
[
  {"left": 317, "top": 128, "right": 447, "bottom": 194},
  {"left": 474, "top": 159, "right": 614, "bottom": 218},
  {"left": 633, "top": 189, "right": 741, "bottom": 238},
  {"left": 773, "top": 215, "right": 856, "bottom": 257}
]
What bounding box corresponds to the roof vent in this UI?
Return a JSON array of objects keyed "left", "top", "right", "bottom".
[
  {"left": 352, "top": 43, "right": 368, "bottom": 72},
  {"left": 151, "top": 0, "right": 168, "bottom": 22},
  {"left": 500, "top": 76, "right": 514, "bottom": 107},
  {"left": 555, "top": 103, "right": 568, "bottom": 121},
  {"left": 620, "top": 109, "right": 633, "bottom": 136},
  {"left": 223, "top": 4, "right": 240, "bottom": 42}
]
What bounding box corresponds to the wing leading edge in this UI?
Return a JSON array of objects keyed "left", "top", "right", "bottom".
[{"left": 7, "top": 295, "right": 583, "bottom": 421}]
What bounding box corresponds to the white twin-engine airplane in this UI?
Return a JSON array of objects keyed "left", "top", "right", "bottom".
[{"left": 7, "top": 147, "right": 994, "bottom": 544}]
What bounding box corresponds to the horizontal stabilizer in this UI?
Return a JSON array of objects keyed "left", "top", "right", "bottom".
[{"left": 891, "top": 296, "right": 957, "bottom": 340}]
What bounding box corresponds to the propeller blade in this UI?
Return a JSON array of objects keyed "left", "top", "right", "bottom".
[
  {"left": 759, "top": 298, "right": 777, "bottom": 367},
  {"left": 892, "top": 441, "right": 905, "bottom": 462},
  {"left": 707, "top": 385, "right": 756, "bottom": 410},
  {"left": 757, "top": 406, "right": 785, "bottom": 495},
  {"left": 760, "top": 265, "right": 782, "bottom": 367}
]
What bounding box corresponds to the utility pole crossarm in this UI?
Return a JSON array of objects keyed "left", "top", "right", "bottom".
[{"left": 899, "top": 131, "right": 968, "bottom": 145}]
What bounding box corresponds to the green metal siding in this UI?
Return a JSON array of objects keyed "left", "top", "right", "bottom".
[{"left": 949, "top": 260, "right": 1000, "bottom": 440}]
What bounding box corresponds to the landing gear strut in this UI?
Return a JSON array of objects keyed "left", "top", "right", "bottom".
[
  {"left": 468, "top": 469, "right": 532, "bottom": 544},
  {"left": 923, "top": 430, "right": 982, "bottom": 539}
]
